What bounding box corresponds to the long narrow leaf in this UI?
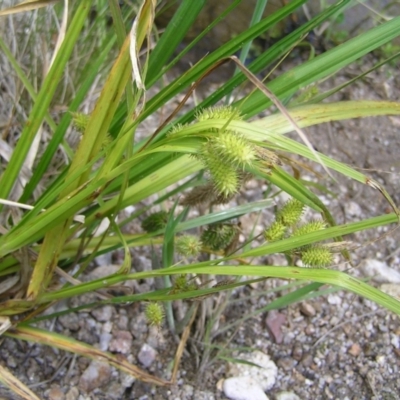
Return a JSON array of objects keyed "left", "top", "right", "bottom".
[
  {"left": 6, "top": 326, "right": 169, "bottom": 386},
  {"left": 146, "top": 0, "right": 207, "bottom": 82},
  {"left": 238, "top": 15, "right": 400, "bottom": 117},
  {"left": 0, "top": 0, "right": 91, "bottom": 207}
]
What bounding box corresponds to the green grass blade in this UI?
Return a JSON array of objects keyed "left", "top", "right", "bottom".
[
  {"left": 136, "top": 0, "right": 309, "bottom": 123},
  {"left": 148, "top": 0, "right": 243, "bottom": 87},
  {"left": 146, "top": 0, "right": 207, "bottom": 83},
  {"left": 238, "top": 15, "right": 400, "bottom": 117},
  {"left": 252, "top": 101, "right": 400, "bottom": 134},
  {"left": 0, "top": 0, "right": 92, "bottom": 208},
  {"left": 149, "top": 0, "right": 352, "bottom": 130},
  {"left": 20, "top": 37, "right": 117, "bottom": 203},
  {"left": 239, "top": 213, "right": 398, "bottom": 258},
  {"left": 176, "top": 199, "right": 274, "bottom": 232}
]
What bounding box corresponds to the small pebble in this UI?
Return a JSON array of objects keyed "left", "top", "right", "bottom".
[
  {"left": 86, "top": 265, "right": 120, "bottom": 280},
  {"left": 116, "top": 314, "right": 129, "bottom": 331},
  {"left": 301, "top": 354, "right": 313, "bottom": 367},
  {"left": 129, "top": 312, "right": 149, "bottom": 334},
  {"left": 47, "top": 386, "right": 65, "bottom": 400},
  {"left": 380, "top": 283, "right": 400, "bottom": 298},
  {"left": 79, "top": 361, "right": 111, "bottom": 393},
  {"left": 94, "top": 252, "right": 113, "bottom": 266},
  {"left": 180, "top": 384, "right": 195, "bottom": 399},
  {"left": 275, "top": 391, "right": 301, "bottom": 400},
  {"left": 120, "top": 372, "right": 135, "bottom": 388},
  {"left": 109, "top": 330, "right": 133, "bottom": 354},
  {"left": 361, "top": 259, "right": 400, "bottom": 284},
  {"left": 277, "top": 357, "right": 296, "bottom": 371},
  {"left": 292, "top": 342, "right": 303, "bottom": 361},
  {"left": 305, "top": 324, "right": 315, "bottom": 336},
  {"left": 58, "top": 313, "right": 80, "bottom": 331},
  {"left": 91, "top": 306, "right": 113, "bottom": 322},
  {"left": 345, "top": 201, "right": 362, "bottom": 218},
  {"left": 193, "top": 390, "right": 216, "bottom": 400},
  {"left": 7, "top": 356, "right": 17, "bottom": 368},
  {"left": 99, "top": 332, "right": 112, "bottom": 351},
  {"left": 138, "top": 343, "right": 157, "bottom": 368},
  {"left": 300, "top": 302, "right": 316, "bottom": 317},
  {"left": 327, "top": 294, "right": 342, "bottom": 306},
  {"left": 265, "top": 310, "right": 286, "bottom": 344},
  {"left": 65, "top": 387, "right": 79, "bottom": 400},
  {"left": 348, "top": 343, "right": 362, "bottom": 357}
]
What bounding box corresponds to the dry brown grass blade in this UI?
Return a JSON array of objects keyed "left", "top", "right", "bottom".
[
  {"left": 0, "top": 0, "right": 60, "bottom": 16},
  {"left": 7, "top": 326, "right": 170, "bottom": 386},
  {"left": 171, "top": 303, "right": 199, "bottom": 383},
  {"left": 0, "top": 364, "right": 40, "bottom": 400},
  {"left": 0, "top": 316, "right": 12, "bottom": 334},
  {"left": 48, "top": 0, "right": 68, "bottom": 69},
  {"left": 229, "top": 55, "right": 332, "bottom": 179},
  {"left": 365, "top": 177, "right": 400, "bottom": 219}
]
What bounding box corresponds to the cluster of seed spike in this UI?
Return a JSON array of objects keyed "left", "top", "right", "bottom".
[
  {"left": 178, "top": 106, "right": 280, "bottom": 207},
  {"left": 201, "top": 223, "right": 239, "bottom": 253},
  {"left": 264, "top": 198, "right": 334, "bottom": 268}
]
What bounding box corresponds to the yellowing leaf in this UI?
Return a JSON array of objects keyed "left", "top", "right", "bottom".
[{"left": 0, "top": 0, "right": 60, "bottom": 16}]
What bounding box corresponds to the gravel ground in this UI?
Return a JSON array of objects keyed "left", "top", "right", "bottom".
[{"left": 1, "top": 49, "right": 400, "bottom": 400}]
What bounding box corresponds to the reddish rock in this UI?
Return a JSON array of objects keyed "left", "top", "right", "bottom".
[
  {"left": 79, "top": 361, "right": 111, "bottom": 393},
  {"left": 265, "top": 310, "right": 286, "bottom": 344}
]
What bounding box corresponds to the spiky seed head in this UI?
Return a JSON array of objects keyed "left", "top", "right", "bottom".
[
  {"left": 196, "top": 105, "right": 242, "bottom": 122},
  {"left": 301, "top": 246, "right": 333, "bottom": 268},
  {"left": 212, "top": 132, "right": 256, "bottom": 169},
  {"left": 202, "top": 146, "right": 239, "bottom": 197},
  {"left": 264, "top": 221, "right": 287, "bottom": 242},
  {"left": 174, "top": 274, "right": 189, "bottom": 290},
  {"left": 292, "top": 219, "right": 327, "bottom": 237},
  {"left": 181, "top": 183, "right": 218, "bottom": 206},
  {"left": 172, "top": 274, "right": 197, "bottom": 293},
  {"left": 167, "top": 123, "right": 185, "bottom": 136},
  {"left": 212, "top": 167, "right": 239, "bottom": 198},
  {"left": 141, "top": 211, "right": 169, "bottom": 233},
  {"left": 201, "top": 224, "right": 238, "bottom": 251},
  {"left": 176, "top": 235, "right": 202, "bottom": 257},
  {"left": 71, "top": 112, "right": 90, "bottom": 132},
  {"left": 145, "top": 302, "right": 165, "bottom": 327},
  {"left": 277, "top": 199, "right": 305, "bottom": 226}
]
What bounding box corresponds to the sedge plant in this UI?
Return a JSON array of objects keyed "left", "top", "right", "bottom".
[{"left": 0, "top": 0, "right": 400, "bottom": 397}]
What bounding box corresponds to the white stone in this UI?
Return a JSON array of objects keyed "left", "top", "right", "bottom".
[
  {"left": 228, "top": 351, "right": 277, "bottom": 391},
  {"left": 391, "top": 333, "right": 400, "bottom": 349},
  {"left": 362, "top": 259, "right": 400, "bottom": 284},
  {"left": 223, "top": 377, "right": 269, "bottom": 400},
  {"left": 327, "top": 294, "right": 342, "bottom": 305},
  {"left": 99, "top": 332, "right": 112, "bottom": 351},
  {"left": 84, "top": 265, "right": 120, "bottom": 283},
  {"left": 275, "top": 391, "right": 301, "bottom": 400},
  {"left": 380, "top": 283, "right": 400, "bottom": 298},
  {"left": 345, "top": 201, "right": 362, "bottom": 218},
  {"left": 94, "top": 252, "right": 113, "bottom": 267}
]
